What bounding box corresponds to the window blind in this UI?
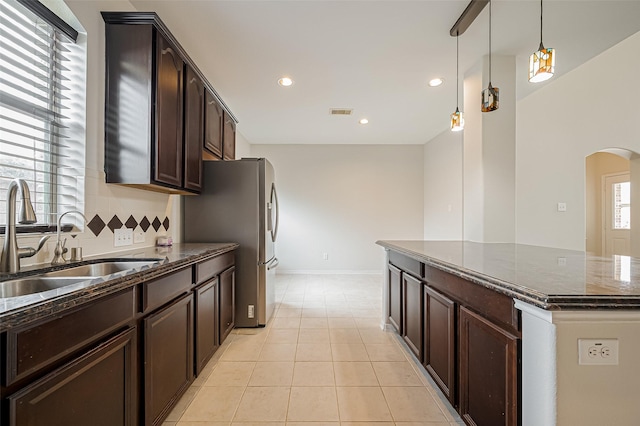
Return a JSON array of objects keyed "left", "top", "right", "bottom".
[{"left": 0, "top": 0, "right": 77, "bottom": 227}]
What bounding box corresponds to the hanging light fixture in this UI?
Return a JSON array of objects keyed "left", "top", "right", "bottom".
[
  {"left": 450, "top": 31, "right": 464, "bottom": 132},
  {"left": 528, "top": 0, "right": 555, "bottom": 82},
  {"left": 481, "top": 0, "right": 499, "bottom": 112}
]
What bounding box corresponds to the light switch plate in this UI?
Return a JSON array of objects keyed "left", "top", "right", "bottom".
[
  {"left": 114, "top": 228, "right": 133, "bottom": 247},
  {"left": 134, "top": 231, "right": 145, "bottom": 244}
]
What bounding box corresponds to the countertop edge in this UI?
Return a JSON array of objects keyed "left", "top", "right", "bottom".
[
  {"left": 0, "top": 243, "right": 239, "bottom": 331},
  {"left": 377, "top": 240, "right": 640, "bottom": 311}
]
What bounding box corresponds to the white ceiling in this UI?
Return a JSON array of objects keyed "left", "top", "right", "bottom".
[{"left": 131, "top": 0, "right": 640, "bottom": 145}]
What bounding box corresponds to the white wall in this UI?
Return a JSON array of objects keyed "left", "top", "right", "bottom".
[
  {"left": 423, "top": 129, "right": 463, "bottom": 240},
  {"left": 463, "top": 55, "right": 517, "bottom": 243},
  {"left": 251, "top": 144, "right": 424, "bottom": 273},
  {"left": 235, "top": 130, "right": 252, "bottom": 160},
  {"left": 516, "top": 31, "right": 640, "bottom": 250}
]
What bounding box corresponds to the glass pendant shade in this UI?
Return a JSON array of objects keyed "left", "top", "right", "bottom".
[
  {"left": 529, "top": 0, "right": 555, "bottom": 83},
  {"left": 481, "top": 83, "right": 499, "bottom": 112},
  {"left": 451, "top": 108, "right": 464, "bottom": 132},
  {"left": 529, "top": 43, "right": 555, "bottom": 82}
]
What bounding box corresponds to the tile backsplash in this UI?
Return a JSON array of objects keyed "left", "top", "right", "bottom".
[{"left": 4, "top": 171, "right": 181, "bottom": 269}]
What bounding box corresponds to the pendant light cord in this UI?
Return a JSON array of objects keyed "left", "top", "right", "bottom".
[
  {"left": 488, "top": 0, "right": 492, "bottom": 84},
  {"left": 456, "top": 31, "right": 459, "bottom": 109},
  {"left": 539, "top": 0, "right": 544, "bottom": 48}
]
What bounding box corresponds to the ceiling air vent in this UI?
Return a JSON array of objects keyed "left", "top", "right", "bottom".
[{"left": 330, "top": 108, "right": 353, "bottom": 116}]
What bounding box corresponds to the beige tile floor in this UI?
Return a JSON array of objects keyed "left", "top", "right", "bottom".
[{"left": 163, "top": 274, "right": 464, "bottom": 426}]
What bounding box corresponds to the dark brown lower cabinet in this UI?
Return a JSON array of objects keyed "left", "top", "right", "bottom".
[
  {"left": 195, "top": 278, "right": 219, "bottom": 375},
  {"left": 387, "top": 264, "right": 402, "bottom": 333},
  {"left": 459, "top": 306, "right": 519, "bottom": 426},
  {"left": 402, "top": 273, "right": 423, "bottom": 360},
  {"left": 8, "top": 327, "right": 137, "bottom": 426},
  {"left": 144, "top": 294, "right": 194, "bottom": 426},
  {"left": 219, "top": 266, "right": 235, "bottom": 344},
  {"left": 424, "top": 285, "right": 456, "bottom": 404}
]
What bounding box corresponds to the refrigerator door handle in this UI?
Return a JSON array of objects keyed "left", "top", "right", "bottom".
[
  {"left": 270, "top": 183, "right": 280, "bottom": 242},
  {"left": 267, "top": 257, "right": 279, "bottom": 271}
]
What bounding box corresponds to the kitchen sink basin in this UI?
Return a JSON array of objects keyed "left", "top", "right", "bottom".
[
  {"left": 0, "top": 258, "right": 163, "bottom": 298},
  {"left": 41, "top": 260, "right": 162, "bottom": 278},
  {"left": 0, "top": 277, "right": 93, "bottom": 298}
]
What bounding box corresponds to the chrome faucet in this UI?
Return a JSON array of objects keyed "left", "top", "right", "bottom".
[
  {"left": 0, "top": 179, "right": 50, "bottom": 273},
  {"left": 51, "top": 210, "right": 87, "bottom": 265}
]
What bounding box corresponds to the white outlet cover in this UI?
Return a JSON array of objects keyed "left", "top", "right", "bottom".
[{"left": 578, "top": 338, "right": 619, "bottom": 365}]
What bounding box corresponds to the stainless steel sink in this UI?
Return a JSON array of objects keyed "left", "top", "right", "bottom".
[
  {"left": 0, "top": 258, "right": 163, "bottom": 298},
  {"left": 41, "top": 260, "right": 161, "bottom": 278},
  {"left": 0, "top": 277, "right": 93, "bottom": 298}
]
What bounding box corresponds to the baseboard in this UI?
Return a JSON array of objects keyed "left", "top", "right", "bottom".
[{"left": 276, "top": 269, "right": 382, "bottom": 275}]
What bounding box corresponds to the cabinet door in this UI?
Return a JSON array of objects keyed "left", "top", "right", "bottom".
[
  {"left": 144, "top": 294, "right": 194, "bottom": 426},
  {"left": 204, "top": 90, "right": 223, "bottom": 159},
  {"left": 9, "top": 328, "right": 137, "bottom": 426},
  {"left": 195, "top": 278, "right": 219, "bottom": 375},
  {"left": 459, "top": 306, "right": 519, "bottom": 426},
  {"left": 154, "top": 32, "right": 184, "bottom": 188},
  {"left": 219, "top": 266, "right": 235, "bottom": 343},
  {"left": 222, "top": 111, "right": 236, "bottom": 160},
  {"left": 183, "top": 65, "right": 203, "bottom": 192},
  {"left": 402, "top": 273, "right": 423, "bottom": 361},
  {"left": 424, "top": 285, "right": 456, "bottom": 404},
  {"left": 387, "top": 264, "right": 402, "bottom": 334}
]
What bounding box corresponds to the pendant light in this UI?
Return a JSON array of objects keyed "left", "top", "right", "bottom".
[
  {"left": 528, "top": 0, "right": 555, "bottom": 82},
  {"left": 481, "top": 0, "right": 499, "bottom": 112},
  {"left": 450, "top": 31, "right": 464, "bottom": 132}
]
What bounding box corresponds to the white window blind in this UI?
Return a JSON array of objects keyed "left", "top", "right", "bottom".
[{"left": 0, "top": 0, "right": 79, "bottom": 228}]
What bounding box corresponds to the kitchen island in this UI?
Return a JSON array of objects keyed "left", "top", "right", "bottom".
[{"left": 377, "top": 240, "right": 640, "bottom": 426}]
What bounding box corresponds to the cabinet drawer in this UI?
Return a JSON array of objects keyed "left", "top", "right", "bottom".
[
  {"left": 425, "top": 265, "right": 520, "bottom": 336},
  {"left": 195, "top": 252, "right": 234, "bottom": 285},
  {"left": 143, "top": 267, "right": 192, "bottom": 312},
  {"left": 389, "top": 251, "right": 423, "bottom": 279},
  {"left": 6, "top": 287, "right": 135, "bottom": 386}
]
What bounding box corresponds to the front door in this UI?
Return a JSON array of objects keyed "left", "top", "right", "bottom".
[{"left": 603, "top": 173, "right": 631, "bottom": 256}]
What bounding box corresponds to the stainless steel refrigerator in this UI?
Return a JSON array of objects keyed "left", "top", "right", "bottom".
[{"left": 183, "top": 158, "right": 279, "bottom": 327}]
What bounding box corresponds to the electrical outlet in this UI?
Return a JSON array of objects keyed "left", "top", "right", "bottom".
[
  {"left": 578, "top": 339, "right": 619, "bottom": 365},
  {"left": 134, "top": 230, "right": 145, "bottom": 244},
  {"left": 114, "top": 228, "right": 133, "bottom": 247},
  {"left": 557, "top": 202, "right": 567, "bottom": 212},
  {"left": 323, "top": 253, "right": 329, "bottom": 261},
  {"left": 557, "top": 257, "right": 567, "bottom": 266},
  {"left": 248, "top": 305, "right": 255, "bottom": 319}
]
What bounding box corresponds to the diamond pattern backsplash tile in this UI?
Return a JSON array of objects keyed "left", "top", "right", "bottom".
[
  {"left": 87, "top": 214, "right": 106, "bottom": 237},
  {"left": 85, "top": 214, "right": 170, "bottom": 238},
  {"left": 139, "top": 216, "right": 150, "bottom": 232},
  {"left": 125, "top": 215, "right": 138, "bottom": 229},
  {"left": 107, "top": 215, "right": 123, "bottom": 232},
  {"left": 152, "top": 216, "right": 162, "bottom": 232}
]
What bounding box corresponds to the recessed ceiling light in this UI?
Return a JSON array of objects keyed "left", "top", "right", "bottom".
[
  {"left": 428, "top": 78, "right": 444, "bottom": 87},
  {"left": 278, "top": 77, "right": 293, "bottom": 87},
  {"left": 359, "top": 118, "right": 369, "bottom": 125}
]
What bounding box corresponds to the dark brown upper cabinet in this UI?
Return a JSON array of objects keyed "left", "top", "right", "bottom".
[
  {"left": 102, "top": 12, "right": 237, "bottom": 194},
  {"left": 204, "top": 89, "right": 223, "bottom": 159},
  {"left": 155, "top": 34, "right": 184, "bottom": 188},
  {"left": 184, "top": 65, "right": 204, "bottom": 192},
  {"left": 223, "top": 111, "right": 236, "bottom": 160}
]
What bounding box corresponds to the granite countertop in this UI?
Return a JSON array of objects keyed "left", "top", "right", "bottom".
[
  {"left": 377, "top": 240, "right": 640, "bottom": 310},
  {"left": 0, "top": 243, "right": 238, "bottom": 331}
]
